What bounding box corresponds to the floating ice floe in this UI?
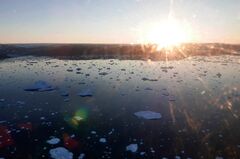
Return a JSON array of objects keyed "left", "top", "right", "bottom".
[
  {"left": 126, "top": 144, "right": 138, "bottom": 153},
  {"left": 99, "top": 72, "right": 108, "bottom": 76},
  {"left": 145, "top": 87, "right": 153, "bottom": 90},
  {"left": 91, "top": 131, "right": 96, "bottom": 134},
  {"left": 49, "top": 147, "right": 73, "bottom": 159},
  {"left": 78, "top": 153, "right": 85, "bottom": 159},
  {"left": 47, "top": 137, "right": 60, "bottom": 145},
  {"left": 16, "top": 101, "right": 25, "bottom": 105},
  {"left": 63, "top": 98, "right": 70, "bottom": 102},
  {"left": 216, "top": 73, "right": 222, "bottom": 78},
  {"left": 175, "top": 156, "right": 181, "bottom": 159},
  {"left": 61, "top": 91, "right": 69, "bottom": 97},
  {"left": 108, "top": 128, "right": 115, "bottom": 135},
  {"left": 161, "top": 89, "right": 169, "bottom": 96},
  {"left": 142, "top": 77, "right": 158, "bottom": 81},
  {"left": 0, "top": 99, "right": 5, "bottom": 102},
  {"left": 24, "top": 81, "right": 55, "bottom": 92},
  {"left": 134, "top": 111, "right": 162, "bottom": 120},
  {"left": 77, "top": 89, "right": 93, "bottom": 97},
  {"left": 99, "top": 138, "right": 107, "bottom": 143}
]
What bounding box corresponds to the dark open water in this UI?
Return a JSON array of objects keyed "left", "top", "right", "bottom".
[{"left": 0, "top": 55, "right": 240, "bottom": 159}]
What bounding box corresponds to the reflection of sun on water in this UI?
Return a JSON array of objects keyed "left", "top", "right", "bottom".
[{"left": 140, "top": 18, "right": 192, "bottom": 51}]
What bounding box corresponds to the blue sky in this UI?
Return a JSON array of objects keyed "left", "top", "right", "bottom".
[{"left": 0, "top": 0, "right": 239, "bottom": 43}]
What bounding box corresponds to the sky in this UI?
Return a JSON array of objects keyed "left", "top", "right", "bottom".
[{"left": 0, "top": 0, "right": 239, "bottom": 44}]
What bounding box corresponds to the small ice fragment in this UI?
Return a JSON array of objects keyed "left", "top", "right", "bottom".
[
  {"left": 108, "top": 129, "right": 115, "bottom": 135},
  {"left": 216, "top": 73, "right": 222, "bottom": 78},
  {"left": 162, "top": 91, "right": 169, "bottom": 96},
  {"left": 78, "top": 153, "right": 85, "bottom": 159},
  {"left": 17, "top": 101, "right": 25, "bottom": 105},
  {"left": 0, "top": 121, "right": 6, "bottom": 124},
  {"left": 126, "top": 144, "right": 138, "bottom": 153},
  {"left": 175, "top": 156, "right": 181, "bottom": 159},
  {"left": 67, "top": 69, "right": 73, "bottom": 72},
  {"left": 150, "top": 147, "right": 155, "bottom": 153},
  {"left": 91, "top": 131, "right": 96, "bottom": 134},
  {"left": 215, "top": 157, "right": 223, "bottom": 159},
  {"left": 47, "top": 137, "right": 60, "bottom": 145},
  {"left": 63, "top": 98, "right": 70, "bottom": 102},
  {"left": 134, "top": 111, "right": 162, "bottom": 120},
  {"left": 78, "top": 89, "right": 93, "bottom": 97},
  {"left": 61, "top": 91, "right": 69, "bottom": 97},
  {"left": 201, "top": 91, "right": 206, "bottom": 95},
  {"left": 140, "top": 152, "right": 146, "bottom": 156},
  {"left": 142, "top": 77, "right": 158, "bottom": 81},
  {"left": 0, "top": 99, "right": 5, "bottom": 102},
  {"left": 145, "top": 87, "right": 153, "bottom": 90},
  {"left": 99, "top": 138, "right": 107, "bottom": 143},
  {"left": 49, "top": 147, "right": 73, "bottom": 159},
  {"left": 40, "top": 117, "right": 45, "bottom": 120},
  {"left": 99, "top": 72, "right": 108, "bottom": 76},
  {"left": 76, "top": 68, "right": 81, "bottom": 71}
]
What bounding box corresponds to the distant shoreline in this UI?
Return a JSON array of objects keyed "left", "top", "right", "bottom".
[{"left": 0, "top": 43, "right": 239, "bottom": 61}]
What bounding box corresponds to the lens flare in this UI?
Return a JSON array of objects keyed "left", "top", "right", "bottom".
[{"left": 65, "top": 108, "right": 88, "bottom": 129}]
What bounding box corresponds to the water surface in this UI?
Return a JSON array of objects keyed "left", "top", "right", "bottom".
[{"left": 0, "top": 55, "right": 240, "bottom": 158}]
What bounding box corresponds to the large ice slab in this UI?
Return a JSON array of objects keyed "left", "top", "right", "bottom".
[
  {"left": 49, "top": 147, "right": 73, "bottom": 159},
  {"left": 126, "top": 144, "right": 138, "bottom": 153},
  {"left": 134, "top": 111, "right": 162, "bottom": 120}
]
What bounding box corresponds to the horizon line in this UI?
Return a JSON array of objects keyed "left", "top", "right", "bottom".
[{"left": 1, "top": 42, "right": 240, "bottom": 45}]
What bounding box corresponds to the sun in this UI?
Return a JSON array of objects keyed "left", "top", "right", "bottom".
[{"left": 140, "top": 18, "right": 192, "bottom": 50}]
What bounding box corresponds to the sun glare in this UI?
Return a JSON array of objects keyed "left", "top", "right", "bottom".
[{"left": 140, "top": 18, "right": 192, "bottom": 50}]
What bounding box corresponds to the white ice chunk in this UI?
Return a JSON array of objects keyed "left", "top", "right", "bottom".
[
  {"left": 91, "top": 131, "right": 96, "bottom": 134},
  {"left": 49, "top": 147, "right": 73, "bottom": 159},
  {"left": 78, "top": 153, "right": 85, "bottom": 159},
  {"left": 134, "top": 111, "right": 162, "bottom": 120},
  {"left": 47, "top": 137, "right": 60, "bottom": 145},
  {"left": 17, "top": 101, "right": 25, "bottom": 105},
  {"left": 99, "top": 138, "right": 107, "bottom": 143},
  {"left": 126, "top": 144, "right": 138, "bottom": 153},
  {"left": 63, "top": 98, "right": 70, "bottom": 102}
]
